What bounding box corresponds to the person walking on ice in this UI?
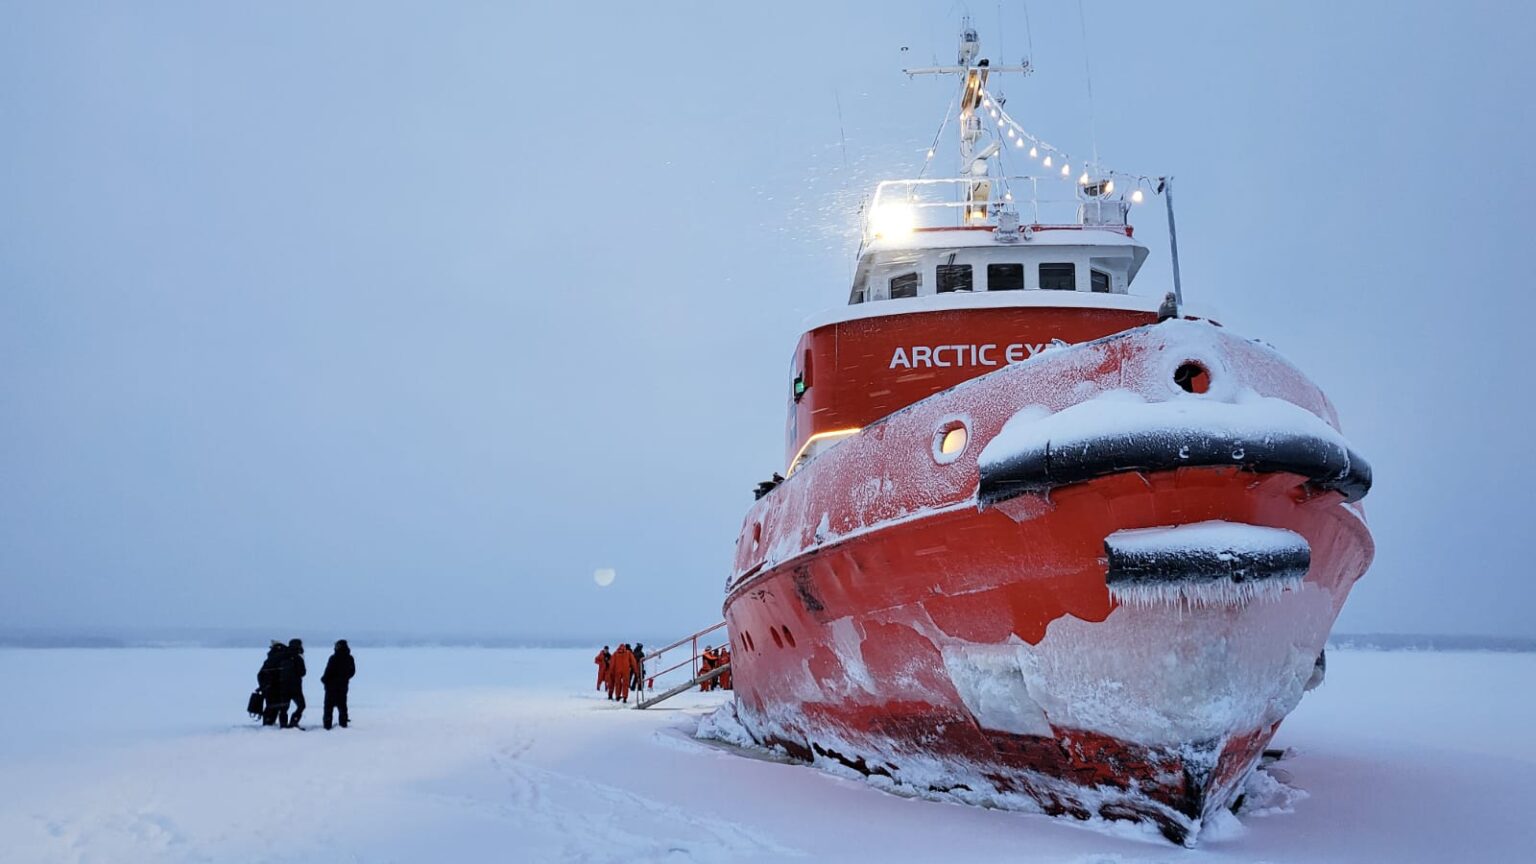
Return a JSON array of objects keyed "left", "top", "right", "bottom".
[
  {"left": 594, "top": 645, "right": 611, "bottom": 692},
  {"left": 321, "top": 639, "right": 355, "bottom": 729},
  {"left": 608, "top": 643, "right": 636, "bottom": 704},
  {"left": 257, "top": 641, "right": 288, "bottom": 727},
  {"left": 282, "top": 638, "right": 307, "bottom": 727},
  {"left": 631, "top": 643, "right": 646, "bottom": 695}
]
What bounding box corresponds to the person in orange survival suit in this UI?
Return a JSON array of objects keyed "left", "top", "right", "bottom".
[
  {"left": 594, "top": 646, "right": 611, "bottom": 692},
  {"left": 698, "top": 646, "right": 718, "bottom": 691},
  {"left": 718, "top": 647, "right": 732, "bottom": 690},
  {"left": 609, "top": 643, "right": 636, "bottom": 704}
]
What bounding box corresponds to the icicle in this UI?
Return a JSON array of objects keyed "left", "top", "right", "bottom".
[{"left": 1108, "top": 575, "right": 1302, "bottom": 610}]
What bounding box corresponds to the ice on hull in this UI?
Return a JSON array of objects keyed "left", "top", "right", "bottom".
[
  {"left": 1104, "top": 521, "right": 1311, "bottom": 608},
  {"left": 725, "top": 580, "right": 1336, "bottom": 845}
]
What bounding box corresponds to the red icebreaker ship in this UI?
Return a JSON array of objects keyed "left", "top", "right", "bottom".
[{"left": 720, "top": 24, "right": 1373, "bottom": 845}]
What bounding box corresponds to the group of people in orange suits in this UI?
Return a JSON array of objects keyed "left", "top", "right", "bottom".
[
  {"left": 698, "top": 644, "right": 732, "bottom": 691},
  {"left": 594, "top": 643, "right": 646, "bottom": 704}
]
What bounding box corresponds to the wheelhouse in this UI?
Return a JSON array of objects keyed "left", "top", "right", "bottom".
[
  {"left": 849, "top": 176, "right": 1152, "bottom": 308},
  {"left": 849, "top": 228, "right": 1149, "bottom": 304}
]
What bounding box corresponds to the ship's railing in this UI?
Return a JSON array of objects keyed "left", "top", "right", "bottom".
[
  {"left": 867, "top": 176, "right": 1136, "bottom": 237},
  {"left": 638, "top": 620, "right": 727, "bottom": 693}
]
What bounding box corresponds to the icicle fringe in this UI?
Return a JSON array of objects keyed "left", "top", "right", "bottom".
[{"left": 1108, "top": 575, "right": 1302, "bottom": 610}]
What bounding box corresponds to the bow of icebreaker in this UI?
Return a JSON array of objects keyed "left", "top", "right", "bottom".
[{"left": 724, "top": 318, "right": 1375, "bottom": 845}]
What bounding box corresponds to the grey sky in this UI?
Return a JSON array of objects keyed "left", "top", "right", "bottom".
[{"left": 2, "top": 1, "right": 1531, "bottom": 641}]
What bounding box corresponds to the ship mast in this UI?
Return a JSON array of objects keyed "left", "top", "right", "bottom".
[{"left": 904, "top": 19, "right": 1031, "bottom": 222}]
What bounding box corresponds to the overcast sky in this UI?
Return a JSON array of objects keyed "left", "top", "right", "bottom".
[{"left": 2, "top": 1, "right": 1531, "bottom": 642}]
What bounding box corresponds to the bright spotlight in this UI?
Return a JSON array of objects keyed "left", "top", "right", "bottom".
[{"left": 869, "top": 202, "right": 917, "bottom": 238}]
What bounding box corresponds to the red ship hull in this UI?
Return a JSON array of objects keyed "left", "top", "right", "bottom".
[{"left": 723, "top": 319, "right": 1373, "bottom": 844}]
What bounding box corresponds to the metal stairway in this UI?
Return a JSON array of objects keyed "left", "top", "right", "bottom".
[
  {"left": 634, "top": 662, "right": 731, "bottom": 710},
  {"left": 631, "top": 620, "right": 729, "bottom": 710}
]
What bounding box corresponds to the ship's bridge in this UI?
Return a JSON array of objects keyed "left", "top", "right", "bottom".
[{"left": 850, "top": 176, "right": 1151, "bottom": 305}]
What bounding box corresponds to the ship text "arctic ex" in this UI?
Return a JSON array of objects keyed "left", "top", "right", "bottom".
[{"left": 888, "top": 341, "right": 1067, "bottom": 369}]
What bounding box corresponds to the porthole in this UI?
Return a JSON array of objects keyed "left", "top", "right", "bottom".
[
  {"left": 770, "top": 628, "right": 784, "bottom": 649},
  {"left": 781, "top": 625, "right": 796, "bottom": 648},
  {"left": 743, "top": 631, "right": 755, "bottom": 652},
  {"left": 940, "top": 426, "right": 967, "bottom": 455},
  {"left": 752, "top": 521, "right": 763, "bottom": 546},
  {"left": 1174, "top": 361, "right": 1211, "bottom": 394},
  {"left": 931, "top": 417, "right": 971, "bottom": 464}
]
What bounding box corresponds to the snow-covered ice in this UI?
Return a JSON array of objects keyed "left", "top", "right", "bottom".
[{"left": 0, "top": 646, "right": 1531, "bottom": 862}]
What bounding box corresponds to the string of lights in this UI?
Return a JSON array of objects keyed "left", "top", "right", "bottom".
[{"left": 980, "top": 88, "right": 1154, "bottom": 204}]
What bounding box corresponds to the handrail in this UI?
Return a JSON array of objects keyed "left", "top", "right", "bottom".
[
  {"left": 649, "top": 620, "right": 727, "bottom": 658},
  {"left": 868, "top": 176, "right": 1132, "bottom": 236},
  {"left": 647, "top": 655, "right": 696, "bottom": 682},
  {"left": 634, "top": 663, "right": 730, "bottom": 710},
  {"left": 637, "top": 620, "right": 728, "bottom": 691}
]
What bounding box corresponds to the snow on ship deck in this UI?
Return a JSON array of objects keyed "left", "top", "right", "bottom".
[{"left": 0, "top": 646, "right": 1531, "bottom": 863}]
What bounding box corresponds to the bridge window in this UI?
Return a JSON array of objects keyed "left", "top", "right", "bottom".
[
  {"left": 1040, "top": 262, "right": 1076, "bottom": 291},
  {"left": 1091, "top": 269, "right": 1111, "bottom": 293},
  {"left": 936, "top": 264, "right": 972, "bottom": 293},
  {"left": 889, "top": 271, "right": 921, "bottom": 299},
  {"left": 987, "top": 263, "right": 1024, "bottom": 291}
]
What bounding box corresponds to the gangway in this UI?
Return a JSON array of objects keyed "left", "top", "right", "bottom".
[
  {"left": 631, "top": 620, "right": 731, "bottom": 710},
  {"left": 634, "top": 662, "right": 730, "bottom": 710}
]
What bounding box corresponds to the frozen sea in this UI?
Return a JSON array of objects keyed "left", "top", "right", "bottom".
[{"left": 0, "top": 646, "right": 1531, "bottom": 863}]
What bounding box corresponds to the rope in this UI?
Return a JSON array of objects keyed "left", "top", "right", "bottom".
[{"left": 917, "top": 82, "right": 963, "bottom": 179}]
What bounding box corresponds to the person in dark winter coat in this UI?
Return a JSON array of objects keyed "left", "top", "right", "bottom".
[
  {"left": 630, "top": 643, "right": 646, "bottom": 694},
  {"left": 281, "top": 638, "right": 306, "bottom": 727},
  {"left": 320, "top": 639, "right": 355, "bottom": 730},
  {"left": 257, "top": 641, "right": 289, "bottom": 726}
]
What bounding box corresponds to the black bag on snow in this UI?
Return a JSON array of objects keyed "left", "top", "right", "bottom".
[{"left": 247, "top": 689, "right": 264, "bottom": 718}]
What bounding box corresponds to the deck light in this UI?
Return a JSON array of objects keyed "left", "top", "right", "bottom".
[
  {"left": 1062, "top": 162, "right": 1071, "bottom": 177},
  {"left": 1131, "top": 189, "right": 1145, "bottom": 204},
  {"left": 1078, "top": 171, "right": 1090, "bottom": 184},
  {"left": 870, "top": 202, "right": 917, "bottom": 238},
  {"left": 1029, "top": 145, "right": 1038, "bottom": 157},
  {"left": 1042, "top": 155, "right": 1052, "bottom": 168}
]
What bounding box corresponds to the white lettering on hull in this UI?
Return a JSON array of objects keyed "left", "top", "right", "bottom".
[{"left": 889, "top": 340, "right": 1069, "bottom": 370}]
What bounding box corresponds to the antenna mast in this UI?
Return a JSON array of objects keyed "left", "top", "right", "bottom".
[{"left": 904, "top": 18, "right": 1031, "bottom": 221}]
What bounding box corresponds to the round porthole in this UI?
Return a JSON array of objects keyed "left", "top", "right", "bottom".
[
  {"left": 1173, "top": 361, "right": 1211, "bottom": 394},
  {"left": 931, "top": 417, "right": 970, "bottom": 464}
]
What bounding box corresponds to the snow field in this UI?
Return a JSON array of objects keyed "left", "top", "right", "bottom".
[{"left": 0, "top": 647, "right": 1531, "bottom": 863}]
